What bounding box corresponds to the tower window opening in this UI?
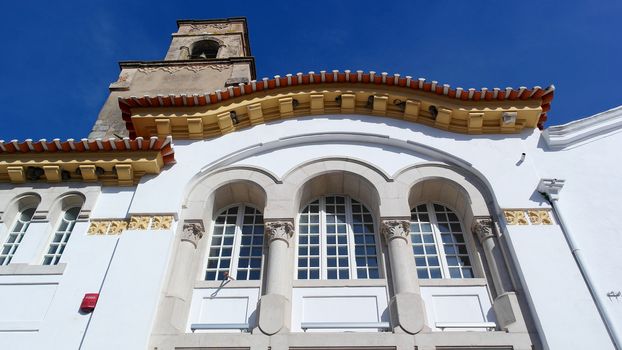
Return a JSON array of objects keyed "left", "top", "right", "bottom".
[{"left": 190, "top": 40, "right": 220, "bottom": 59}]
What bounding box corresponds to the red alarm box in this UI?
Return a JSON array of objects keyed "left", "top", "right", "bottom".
[{"left": 80, "top": 293, "right": 99, "bottom": 313}]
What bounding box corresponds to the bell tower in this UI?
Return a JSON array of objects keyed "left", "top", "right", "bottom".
[{"left": 88, "top": 17, "right": 255, "bottom": 139}]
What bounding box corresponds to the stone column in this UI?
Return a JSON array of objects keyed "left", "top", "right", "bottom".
[
  {"left": 179, "top": 46, "right": 190, "bottom": 60},
  {"left": 258, "top": 220, "right": 294, "bottom": 335},
  {"left": 472, "top": 216, "right": 527, "bottom": 333},
  {"left": 153, "top": 220, "right": 205, "bottom": 333},
  {"left": 381, "top": 219, "right": 427, "bottom": 334}
]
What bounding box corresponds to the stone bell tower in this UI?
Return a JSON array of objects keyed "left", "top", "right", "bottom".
[{"left": 88, "top": 17, "right": 256, "bottom": 139}]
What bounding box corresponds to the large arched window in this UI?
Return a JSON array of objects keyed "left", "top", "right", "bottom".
[
  {"left": 205, "top": 204, "right": 264, "bottom": 281},
  {"left": 0, "top": 207, "right": 36, "bottom": 265},
  {"left": 297, "top": 195, "right": 380, "bottom": 280},
  {"left": 43, "top": 207, "right": 80, "bottom": 265},
  {"left": 410, "top": 203, "right": 474, "bottom": 279}
]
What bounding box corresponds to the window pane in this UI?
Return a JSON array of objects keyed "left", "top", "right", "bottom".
[
  {"left": 297, "top": 201, "right": 321, "bottom": 280},
  {"left": 433, "top": 204, "right": 473, "bottom": 279},
  {"left": 42, "top": 206, "right": 80, "bottom": 266},
  {"left": 205, "top": 205, "right": 264, "bottom": 281},
  {"left": 1, "top": 208, "right": 37, "bottom": 266},
  {"left": 351, "top": 199, "right": 380, "bottom": 279},
  {"left": 297, "top": 196, "right": 380, "bottom": 280},
  {"left": 411, "top": 203, "right": 441, "bottom": 279}
]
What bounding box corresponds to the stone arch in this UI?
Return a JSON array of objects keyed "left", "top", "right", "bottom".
[
  {"left": 184, "top": 166, "right": 275, "bottom": 224},
  {"left": 1, "top": 192, "right": 41, "bottom": 232},
  {"left": 396, "top": 163, "right": 492, "bottom": 226},
  {"left": 278, "top": 158, "right": 387, "bottom": 220},
  {"left": 48, "top": 192, "right": 86, "bottom": 225}
]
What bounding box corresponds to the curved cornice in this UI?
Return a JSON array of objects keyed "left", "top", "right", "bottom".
[
  {"left": 543, "top": 105, "right": 622, "bottom": 149},
  {"left": 0, "top": 136, "right": 174, "bottom": 186},
  {"left": 119, "top": 70, "right": 554, "bottom": 139}
]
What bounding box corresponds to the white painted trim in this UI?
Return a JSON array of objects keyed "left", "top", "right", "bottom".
[
  {"left": 543, "top": 105, "right": 622, "bottom": 149},
  {"left": 0, "top": 263, "right": 66, "bottom": 276}
]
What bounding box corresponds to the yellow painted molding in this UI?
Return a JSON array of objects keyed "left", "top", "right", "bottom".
[
  {"left": 247, "top": 103, "right": 264, "bottom": 125},
  {"left": 129, "top": 85, "right": 543, "bottom": 139},
  {"left": 0, "top": 151, "right": 164, "bottom": 186}
]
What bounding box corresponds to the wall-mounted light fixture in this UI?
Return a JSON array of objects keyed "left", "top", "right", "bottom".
[{"left": 503, "top": 111, "right": 517, "bottom": 125}]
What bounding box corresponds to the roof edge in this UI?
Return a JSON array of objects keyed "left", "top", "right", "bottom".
[{"left": 543, "top": 105, "right": 622, "bottom": 149}]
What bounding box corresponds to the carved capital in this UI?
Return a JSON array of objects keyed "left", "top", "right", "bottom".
[
  {"left": 472, "top": 216, "right": 494, "bottom": 243},
  {"left": 381, "top": 220, "right": 410, "bottom": 242},
  {"left": 265, "top": 221, "right": 294, "bottom": 246},
  {"left": 181, "top": 220, "right": 205, "bottom": 248}
]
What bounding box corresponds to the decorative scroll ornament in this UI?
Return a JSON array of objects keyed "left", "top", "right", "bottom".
[
  {"left": 472, "top": 216, "right": 494, "bottom": 242},
  {"left": 265, "top": 221, "right": 294, "bottom": 246},
  {"left": 181, "top": 220, "right": 205, "bottom": 248},
  {"left": 503, "top": 209, "right": 553, "bottom": 225},
  {"left": 128, "top": 216, "right": 151, "bottom": 230},
  {"left": 87, "top": 215, "right": 174, "bottom": 235},
  {"left": 503, "top": 210, "right": 529, "bottom": 225},
  {"left": 381, "top": 220, "right": 410, "bottom": 242},
  {"left": 527, "top": 210, "right": 553, "bottom": 225}
]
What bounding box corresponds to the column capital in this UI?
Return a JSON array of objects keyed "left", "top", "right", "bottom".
[
  {"left": 265, "top": 220, "right": 294, "bottom": 247},
  {"left": 381, "top": 219, "right": 410, "bottom": 242},
  {"left": 181, "top": 220, "right": 205, "bottom": 248},
  {"left": 472, "top": 216, "right": 494, "bottom": 243}
]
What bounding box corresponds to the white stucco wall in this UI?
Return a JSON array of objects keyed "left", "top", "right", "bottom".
[{"left": 1, "top": 112, "right": 619, "bottom": 349}]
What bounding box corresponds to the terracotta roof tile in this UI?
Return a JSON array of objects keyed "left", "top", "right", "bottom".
[
  {"left": 118, "top": 70, "right": 555, "bottom": 136},
  {"left": 0, "top": 136, "right": 175, "bottom": 165}
]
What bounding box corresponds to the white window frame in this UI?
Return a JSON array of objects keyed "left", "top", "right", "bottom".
[
  {"left": 410, "top": 202, "right": 476, "bottom": 279},
  {"left": 203, "top": 204, "right": 264, "bottom": 281},
  {"left": 295, "top": 195, "right": 382, "bottom": 280},
  {"left": 0, "top": 207, "right": 36, "bottom": 266}
]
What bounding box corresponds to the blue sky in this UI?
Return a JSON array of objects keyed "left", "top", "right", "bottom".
[{"left": 1, "top": 1, "right": 621, "bottom": 140}]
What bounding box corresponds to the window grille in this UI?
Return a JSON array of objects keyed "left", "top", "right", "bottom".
[
  {"left": 43, "top": 207, "right": 80, "bottom": 265},
  {"left": 410, "top": 203, "right": 474, "bottom": 279},
  {"left": 205, "top": 205, "right": 264, "bottom": 281},
  {"left": 0, "top": 208, "right": 36, "bottom": 265},
  {"left": 297, "top": 195, "right": 380, "bottom": 280}
]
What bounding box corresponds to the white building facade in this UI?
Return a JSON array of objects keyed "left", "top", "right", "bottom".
[{"left": 0, "top": 18, "right": 620, "bottom": 350}]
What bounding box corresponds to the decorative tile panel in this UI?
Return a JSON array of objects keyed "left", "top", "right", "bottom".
[
  {"left": 87, "top": 215, "right": 174, "bottom": 235},
  {"left": 503, "top": 209, "right": 553, "bottom": 225}
]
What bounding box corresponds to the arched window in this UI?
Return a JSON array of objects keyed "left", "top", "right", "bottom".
[
  {"left": 43, "top": 206, "right": 80, "bottom": 265},
  {"left": 0, "top": 208, "right": 36, "bottom": 265},
  {"left": 410, "top": 203, "right": 474, "bottom": 279},
  {"left": 190, "top": 40, "right": 220, "bottom": 59},
  {"left": 205, "top": 204, "right": 264, "bottom": 281},
  {"left": 297, "top": 195, "right": 380, "bottom": 280}
]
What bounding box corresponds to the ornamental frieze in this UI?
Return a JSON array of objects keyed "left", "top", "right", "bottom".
[
  {"left": 87, "top": 215, "right": 174, "bottom": 235},
  {"left": 137, "top": 64, "right": 231, "bottom": 75},
  {"left": 178, "top": 23, "right": 229, "bottom": 34},
  {"left": 503, "top": 209, "right": 553, "bottom": 225}
]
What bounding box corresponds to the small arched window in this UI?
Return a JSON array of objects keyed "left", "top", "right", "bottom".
[
  {"left": 190, "top": 40, "right": 220, "bottom": 59},
  {"left": 0, "top": 208, "right": 36, "bottom": 265},
  {"left": 205, "top": 205, "right": 264, "bottom": 281},
  {"left": 43, "top": 207, "right": 80, "bottom": 265},
  {"left": 410, "top": 203, "right": 474, "bottom": 279},
  {"left": 297, "top": 195, "right": 380, "bottom": 280}
]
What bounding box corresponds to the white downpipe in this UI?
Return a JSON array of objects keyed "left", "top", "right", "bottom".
[{"left": 550, "top": 198, "right": 621, "bottom": 350}]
